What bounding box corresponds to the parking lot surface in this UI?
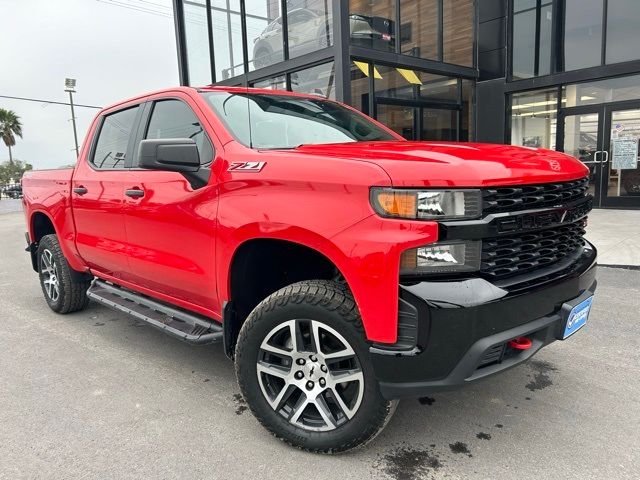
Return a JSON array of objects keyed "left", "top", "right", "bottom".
[{"left": 1, "top": 210, "right": 639, "bottom": 480}]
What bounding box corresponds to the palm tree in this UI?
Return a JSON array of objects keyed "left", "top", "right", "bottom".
[{"left": 0, "top": 108, "right": 23, "bottom": 163}]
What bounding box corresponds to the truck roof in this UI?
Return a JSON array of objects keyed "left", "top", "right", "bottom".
[{"left": 101, "top": 85, "right": 323, "bottom": 114}]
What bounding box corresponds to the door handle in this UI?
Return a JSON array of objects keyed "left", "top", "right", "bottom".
[
  {"left": 600, "top": 150, "right": 609, "bottom": 164},
  {"left": 125, "top": 188, "right": 145, "bottom": 198},
  {"left": 73, "top": 186, "right": 88, "bottom": 195},
  {"left": 581, "top": 151, "right": 601, "bottom": 164}
]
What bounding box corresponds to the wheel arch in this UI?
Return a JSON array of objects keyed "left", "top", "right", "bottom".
[
  {"left": 28, "top": 210, "right": 57, "bottom": 271},
  {"left": 222, "top": 232, "right": 356, "bottom": 358}
]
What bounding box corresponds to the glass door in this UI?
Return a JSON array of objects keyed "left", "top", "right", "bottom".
[
  {"left": 557, "top": 106, "right": 605, "bottom": 204},
  {"left": 602, "top": 103, "right": 640, "bottom": 208}
]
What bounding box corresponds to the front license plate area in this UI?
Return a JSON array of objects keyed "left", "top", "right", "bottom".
[{"left": 561, "top": 295, "right": 593, "bottom": 339}]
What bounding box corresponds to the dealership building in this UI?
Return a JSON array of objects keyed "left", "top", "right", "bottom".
[{"left": 172, "top": 0, "right": 640, "bottom": 209}]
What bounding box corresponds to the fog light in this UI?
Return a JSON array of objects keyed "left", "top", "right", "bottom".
[{"left": 400, "top": 241, "right": 481, "bottom": 275}]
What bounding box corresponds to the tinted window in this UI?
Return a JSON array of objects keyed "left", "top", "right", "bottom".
[
  {"left": 92, "top": 106, "right": 139, "bottom": 169},
  {"left": 145, "top": 99, "right": 213, "bottom": 165},
  {"left": 202, "top": 92, "right": 397, "bottom": 149}
]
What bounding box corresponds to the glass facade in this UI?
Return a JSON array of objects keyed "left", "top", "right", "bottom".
[
  {"left": 213, "top": 0, "right": 244, "bottom": 80},
  {"left": 442, "top": 0, "right": 474, "bottom": 67},
  {"left": 183, "top": 1, "right": 211, "bottom": 86},
  {"left": 511, "top": 0, "right": 640, "bottom": 79},
  {"left": 245, "top": 0, "right": 283, "bottom": 72},
  {"left": 290, "top": 62, "right": 336, "bottom": 99},
  {"left": 351, "top": 60, "right": 473, "bottom": 141},
  {"left": 510, "top": 88, "right": 559, "bottom": 150},
  {"left": 400, "top": 0, "right": 438, "bottom": 59},
  {"left": 511, "top": 0, "right": 553, "bottom": 79},
  {"left": 509, "top": 73, "right": 640, "bottom": 207},
  {"left": 287, "top": 1, "right": 333, "bottom": 58},
  {"left": 349, "top": 0, "right": 396, "bottom": 53},
  {"left": 172, "top": 0, "right": 640, "bottom": 208},
  {"left": 563, "top": 0, "right": 603, "bottom": 71},
  {"left": 606, "top": 0, "right": 640, "bottom": 65},
  {"left": 349, "top": 0, "right": 475, "bottom": 66}
]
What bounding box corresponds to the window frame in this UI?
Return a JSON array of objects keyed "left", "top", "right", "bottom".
[
  {"left": 88, "top": 104, "right": 143, "bottom": 171},
  {"left": 137, "top": 97, "right": 215, "bottom": 168}
]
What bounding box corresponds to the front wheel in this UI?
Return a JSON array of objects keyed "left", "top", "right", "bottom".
[{"left": 235, "top": 280, "right": 396, "bottom": 453}]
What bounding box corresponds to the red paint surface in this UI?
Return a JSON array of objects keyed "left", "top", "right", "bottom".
[{"left": 22, "top": 86, "right": 589, "bottom": 343}]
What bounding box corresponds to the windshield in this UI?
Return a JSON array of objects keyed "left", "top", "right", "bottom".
[{"left": 201, "top": 92, "right": 398, "bottom": 149}]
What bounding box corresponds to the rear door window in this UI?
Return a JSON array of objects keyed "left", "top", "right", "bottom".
[
  {"left": 144, "top": 99, "right": 214, "bottom": 165},
  {"left": 91, "top": 106, "right": 139, "bottom": 169}
]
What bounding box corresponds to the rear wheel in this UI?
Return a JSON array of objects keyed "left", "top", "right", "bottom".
[
  {"left": 235, "top": 280, "right": 396, "bottom": 453},
  {"left": 37, "top": 234, "right": 91, "bottom": 313}
]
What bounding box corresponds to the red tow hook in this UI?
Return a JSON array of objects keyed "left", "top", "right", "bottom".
[{"left": 508, "top": 336, "right": 533, "bottom": 350}]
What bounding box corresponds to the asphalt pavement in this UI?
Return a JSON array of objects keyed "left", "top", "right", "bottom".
[{"left": 1, "top": 210, "right": 639, "bottom": 480}]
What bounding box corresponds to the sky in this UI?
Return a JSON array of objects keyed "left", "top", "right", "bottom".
[{"left": 0, "top": 0, "right": 178, "bottom": 169}]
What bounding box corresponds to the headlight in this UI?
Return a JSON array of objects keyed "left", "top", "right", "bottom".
[
  {"left": 400, "top": 241, "right": 482, "bottom": 275},
  {"left": 370, "top": 188, "right": 482, "bottom": 220}
]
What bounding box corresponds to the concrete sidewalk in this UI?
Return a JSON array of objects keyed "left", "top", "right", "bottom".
[{"left": 585, "top": 209, "right": 640, "bottom": 266}]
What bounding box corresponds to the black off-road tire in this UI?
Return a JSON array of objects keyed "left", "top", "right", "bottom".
[
  {"left": 37, "top": 234, "right": 92, "bottom": 314},
  {"left": 235, "top": 280, "right": 397, "bottom": 453}
]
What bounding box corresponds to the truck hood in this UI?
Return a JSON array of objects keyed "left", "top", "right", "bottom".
[{"left": 293, "top": 141, "right": 589, "bottom": 187}]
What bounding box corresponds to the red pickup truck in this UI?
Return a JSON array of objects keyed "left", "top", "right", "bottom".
[{"left": 22, "top": 86, "right": 597, "bottom": 452}]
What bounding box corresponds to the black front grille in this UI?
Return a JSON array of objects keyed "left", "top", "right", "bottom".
[
  {"left": 481, "top": 219, "right": 587, "bottom": 279},
  {"left": 483, "top": 177, "right": 590, "bottom": 214}
]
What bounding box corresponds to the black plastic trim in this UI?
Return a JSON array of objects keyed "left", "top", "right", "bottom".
[{"left": 370, "top": 249, "right": 598, "bottom": 399}]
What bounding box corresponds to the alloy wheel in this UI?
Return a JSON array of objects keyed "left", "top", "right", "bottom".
[
  {"left": 256, "top": 319, "right": 364, "bottom": 432},
  {"left": 40, "top": 249, "right": 60, "bottom": 302}
]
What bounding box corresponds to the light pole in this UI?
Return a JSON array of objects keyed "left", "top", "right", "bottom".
[{"left": 65, "top": 78, "right": 80, "bottom": 158}]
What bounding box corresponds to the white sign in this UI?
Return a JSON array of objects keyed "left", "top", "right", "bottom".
[{"left": 611, "top": 138, "right": 638, "bottom": 170}]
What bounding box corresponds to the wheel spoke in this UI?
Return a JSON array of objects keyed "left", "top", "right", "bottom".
[
  {"left": 289, "top": 395, "right": 309, "bottom": 425},
  {"left": 44, "top": 280, "right": 53, "bottom": 297},
  {"left": 323, "top": 345, "right": 356, "bottom": 361},
  {"left": 312, "top": 392, "right": 337, "bottom": 429},
  {"left": 269, "top": 384, "right": 297, "bottom": 411},
  {"left": 257, "top": 361, "right": 290, "bottom": 380},
  {"left": 260, "top": 342, "right": 293, "bottom": 357},
  {"left": 42, "top": 251, "right": 51, "bottom": 270},
  {"left": 260, "top": 319, "right": 300, "bottom": 355},
  {"left": 330, "top": 368, "right": 363, "bottom": 385},
  {"left": 329, "top": 386, "right": 356, "bottom": 420},
  {"left": 310, "top": 320, "right": 323, "bottom": 355}
]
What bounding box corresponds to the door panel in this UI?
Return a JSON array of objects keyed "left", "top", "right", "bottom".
[
  {"left": 558, "top": 110, "right": 603, "bottom": 200},
  {"left": 121, "top": 97, "right": 220, "bottom": 314},
  {"left": 121, "top": 171, "right": 218, "bottom": 311},
  {"left": 72, "top": 170, "right": 129, "bottom": 277},
  {"left": 71, "top": 105, "right": 140, "bottom": 277},
  {"left": 602, "top": 105, "right": 640, "bottom": 207}
]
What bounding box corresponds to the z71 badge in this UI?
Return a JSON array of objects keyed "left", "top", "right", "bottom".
[{"left": 228, "top": 162, "right": 266, "bottom": 172}]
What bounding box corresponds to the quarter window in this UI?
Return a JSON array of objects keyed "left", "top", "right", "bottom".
[
  {"left": 91, "top": 106, "right": 139, "bottom": 169},
  {"left": 145, "top": 99, "right": 214, "bottom": 165}
]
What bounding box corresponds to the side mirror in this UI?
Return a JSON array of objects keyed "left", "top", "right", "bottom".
[
  {"left": 138, "top": 138, "right": 200, "bottom": 173},
  {"left": 138, "top": 138, "right": 210, "bottom": 189}
]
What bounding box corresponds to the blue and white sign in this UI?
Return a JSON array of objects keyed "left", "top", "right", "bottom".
[{"left": 563, "top": 296, "right": 593, "bottom": 339}]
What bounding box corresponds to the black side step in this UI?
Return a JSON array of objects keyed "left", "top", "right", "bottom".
[{"left": 86, "top": 279, "right": 223, "bottom": 345}]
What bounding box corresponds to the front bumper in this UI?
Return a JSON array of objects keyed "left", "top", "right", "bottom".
[{"left": 370, "top": 243, "right": 597, "bottom": 400}]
